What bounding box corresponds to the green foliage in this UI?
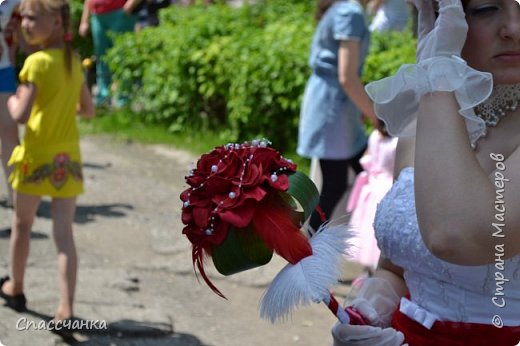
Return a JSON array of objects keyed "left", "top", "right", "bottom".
[
  {"left": 105, "top": 0, "right": 315, "bottom": 152},
  {"left": 104, "top": 1, "right": 416, "bottom": 154},
  {"left": 212, "top": 6, "right": 314, "bottom": 152},
  {"left": 363, "top": 30, "right": 416, "bottom": 84}
]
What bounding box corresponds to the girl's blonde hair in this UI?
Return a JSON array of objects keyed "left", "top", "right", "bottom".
[{"left": 20, "top": 0, "right": 74, "bottom": 74}]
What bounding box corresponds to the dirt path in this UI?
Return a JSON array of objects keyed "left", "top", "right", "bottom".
[{"left": 0, "top": 135, "right": 361, "bottom": 346}]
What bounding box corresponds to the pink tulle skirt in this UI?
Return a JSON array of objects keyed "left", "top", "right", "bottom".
[{"left": 347, "top": 171, "right": 393, "bottom": 268}]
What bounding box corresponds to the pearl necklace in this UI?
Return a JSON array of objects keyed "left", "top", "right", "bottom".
[{"left": 474, "top": 83, "right": 520, "bottom": 127}]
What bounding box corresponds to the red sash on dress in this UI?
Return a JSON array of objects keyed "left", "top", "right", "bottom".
[{"left": 392, "top": 308, "right": 520, "bottom": 346}]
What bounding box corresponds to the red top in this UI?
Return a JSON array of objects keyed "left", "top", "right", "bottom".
[{"left": 88, "top": 0, "right": 126, "bottom": 14}]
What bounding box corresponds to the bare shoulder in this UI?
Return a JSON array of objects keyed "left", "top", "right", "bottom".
[{"left": 393, "top": 136, "right": 415, "bottom": 179}]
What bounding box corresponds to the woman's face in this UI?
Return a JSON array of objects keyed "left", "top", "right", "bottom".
[{"left": 462, "top": 0, "right": 520, "bottom": 84}]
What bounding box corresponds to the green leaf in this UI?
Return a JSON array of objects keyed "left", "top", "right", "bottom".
[
  {"left": 287, "top": 171, "right": 319, "bottom": 222},
  {"left": 212, "top": 226, "right": 273, "bottom": 276}
]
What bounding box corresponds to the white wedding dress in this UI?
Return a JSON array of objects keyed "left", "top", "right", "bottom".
[{"left": 374, "top": 167, "right": 520, "bottom": 327}]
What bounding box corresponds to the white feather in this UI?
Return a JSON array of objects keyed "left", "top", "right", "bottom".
[{"left": 259, "top": 224, "right": 353, "bottom": 323}]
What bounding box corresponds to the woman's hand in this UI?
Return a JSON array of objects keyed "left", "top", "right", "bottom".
[
  {"left": 350, "top": 277, "right": 401, "bottom": 328},
  {"left": 332, "top": 323, "right": 406, "bottom": 346},
  {"left": 78, "top": 21, "right": 89, "bottom": 37},
  {"left": 415, "top": 0, "right": 467, "bottom": 61}
]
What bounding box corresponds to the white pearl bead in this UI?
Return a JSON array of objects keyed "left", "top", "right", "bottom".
[
  {"left": 183, "top": 201, "right": 190, "bottom": 208},
  {"left": 229, "top": 192, "right": 236, "bottom": 199},
  {"left": 271, "top": 174, "right": 278, "bottom": 182},
  {"left": 211, "top": 165, "right": 218, "bottom": 172},
  {"left": 205, "top": 228, "right": 213, "bottom": 235}
]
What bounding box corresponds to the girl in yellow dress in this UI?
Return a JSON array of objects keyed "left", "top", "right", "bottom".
[{"left": 0, "top": 0, "right": 94, "bottom": 328}]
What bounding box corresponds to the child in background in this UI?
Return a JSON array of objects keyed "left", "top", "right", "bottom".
[
  {"left": 0, "top": 0, "right": 21, "bottom": 206},
  {"left": 78, "top": 0, "right": 137, "bottom": 106},
  {"left": 346, "top": 120, "right": 397, "bottom": 273},
  {"left": 0, "top": 0, "right": 94, "bottom": 327}
]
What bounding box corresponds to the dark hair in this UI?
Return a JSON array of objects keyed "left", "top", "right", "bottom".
[
  {"left": 378, "top": 119, "right": 391, "bottom": 137},
  {"left": 315, "top": 0, "right": 339, "bottom": 21}
]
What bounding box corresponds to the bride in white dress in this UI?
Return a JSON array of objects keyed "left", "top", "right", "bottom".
[{"left": 332, "top": 0, "right": 520, "bottom": 345}]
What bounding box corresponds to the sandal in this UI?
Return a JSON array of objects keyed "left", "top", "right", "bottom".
[{"left": 0, "top": 276, "right": 27, "bottom": 312}]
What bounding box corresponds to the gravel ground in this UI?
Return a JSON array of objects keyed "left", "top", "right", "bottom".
[{"left": 0, "top": 134, "right": 362, "bottom": 346}]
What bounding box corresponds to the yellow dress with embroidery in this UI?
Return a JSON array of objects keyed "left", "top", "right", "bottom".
[{"left": 9, "top": 49, "right": 84, "bottom": 197}]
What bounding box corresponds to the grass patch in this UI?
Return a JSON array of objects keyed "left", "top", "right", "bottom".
[
  {"left": 79, "top": 107, "right": 224, "bottom": 155},
  {"left": 79, "top": 107, "right": 311, "bottom": 172}
]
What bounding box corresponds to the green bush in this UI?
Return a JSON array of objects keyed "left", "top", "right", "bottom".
[
  {"left": 107, "top": 3, "right": 243, "bottom": 131},
  {"left": 208, "top": 5, "right": 313, "bottom": 151},
  {"left": 363, "top": 29, "right": 416, "bottom": 84},
  {"left": 104, "top": 1, "right": 416, "bottom": 153}
]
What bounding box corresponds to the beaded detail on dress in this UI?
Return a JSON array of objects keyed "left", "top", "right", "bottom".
[{"left": 373, "top": 167, "right": 520, "bottom": 325}]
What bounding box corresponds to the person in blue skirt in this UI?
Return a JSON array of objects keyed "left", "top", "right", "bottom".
[{"left": 297, "top": 0, "right": 379, "bottom": 232}]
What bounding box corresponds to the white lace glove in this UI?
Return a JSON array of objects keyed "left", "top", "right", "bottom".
[
  {"left": 350, "top": 277, "right": 400, "bottom": 328},
  {"left": 332, "top": 323, "right": 406, "bottom": 346},
  {"left": 365, "top": 0, "right": 493, "bottom": 145}
]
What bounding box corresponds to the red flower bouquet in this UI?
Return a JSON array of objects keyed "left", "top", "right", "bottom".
[
  {"left": 181, "top": 140, "right": 317, "bottom": 296},
  {"left": 181, "top": 140, "right": 357, "bottom": 324}
]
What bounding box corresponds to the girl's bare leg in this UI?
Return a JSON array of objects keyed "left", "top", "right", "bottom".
[
  {"left": 51, "top": 197, "right": 77, "bottom": 320},
  {"left": 2, "top": 192, "right": 41, "bottom": 296}
]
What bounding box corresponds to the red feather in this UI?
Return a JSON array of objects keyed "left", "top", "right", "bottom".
[
  {"left": 192, "top": 245, "right": 227, "bottom": 299},
  {"left": 251, "top": 194, "right": 312, "bottom": 264}
]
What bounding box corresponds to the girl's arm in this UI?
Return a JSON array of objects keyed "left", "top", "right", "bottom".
[
  {"left": 415, "top": 92, "right": 520, "bottom": 265},
  {"left": 7, "top": 83, "right": 36, "bottom": 124},
  {"left": 77, "top": 82, "right": 95, "bottom": 118},
  {"left": 78, "top": 0, "right": 91, "bottom": 37},
  {"left": 338, "top": 40, "right": 379, "bottom": 127}
]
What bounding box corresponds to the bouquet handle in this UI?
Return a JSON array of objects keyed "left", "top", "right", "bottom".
[{"left": 326, "top": 294, "right": 369, "bottom": 325}]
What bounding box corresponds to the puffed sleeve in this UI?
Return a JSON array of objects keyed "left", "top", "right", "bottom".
[
  {"left": 19, "top": 53, "right": 46, "bottom": 87},
  {"left": 333, "top": 4, "right": 366, "bottom": 41}
]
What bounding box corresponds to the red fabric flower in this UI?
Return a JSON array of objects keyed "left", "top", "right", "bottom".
[{"left": 180, "top": 140, "right": 297, "bottom": 251}]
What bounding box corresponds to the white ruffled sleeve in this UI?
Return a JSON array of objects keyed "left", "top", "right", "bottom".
[{"left": 365, "top": 56, "right": 493, "bottom": 147}]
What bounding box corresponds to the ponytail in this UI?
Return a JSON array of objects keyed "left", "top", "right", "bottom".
[{"left": 61, "top": 2, "right": 72, "bottom": 75}]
